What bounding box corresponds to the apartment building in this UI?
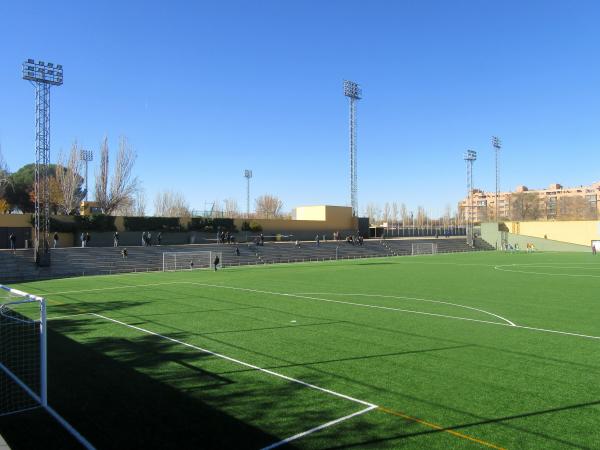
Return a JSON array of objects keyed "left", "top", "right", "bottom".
[{"left": 459, "top": 181, "right": 600, "bottom": 222}]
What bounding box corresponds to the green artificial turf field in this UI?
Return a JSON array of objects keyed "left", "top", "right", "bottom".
[{"left": 2, "top": 250, "right": 600, "bottom": 449}]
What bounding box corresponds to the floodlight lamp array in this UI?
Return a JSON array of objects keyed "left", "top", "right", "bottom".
[
  {"left": 492, "top": 136, "right": 502, "bottom": 149},
  {"left": 244, "top": 169, "right": 252, "bottom": 178},
  {"left": 80, "top": 149, "right": 93, "bottom": 162},
  {"left": 464, "top": 150, "right": 477, "bottom": 161},
  {"left": 343, "top": 80, "right": 362, "bottom": 99},
  {"left": 22, "top": 59, "right": 63, "bottom": 86}
]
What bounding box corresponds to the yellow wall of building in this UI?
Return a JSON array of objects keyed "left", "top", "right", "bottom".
[
  {"left": 0, "top": 214, "right": 33, "bottom": 227},
  {"left": 293, "top": 205, "right": 354, "bottom": 229},
  {"left": 505, "top": 220, "right": 600, "bottom": 246}
]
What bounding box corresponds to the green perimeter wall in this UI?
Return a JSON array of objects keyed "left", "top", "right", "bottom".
[{"left": 480, "top": 222, "right": 590, "bottom": 252}]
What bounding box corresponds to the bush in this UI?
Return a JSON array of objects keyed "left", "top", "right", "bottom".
[
  {"left": 250, "top": 221, "right": 262, "bottom": 232},
  {"left": 124, "top": 216, "right": 181, "bottom": 231},
  {"left": 241, "top": 220, "right": 262, "bottom": 232},
  {"left": 188, "top": 217, "right": 237, "bottom": 232},
  {"left": 48, "top": 215, "right": 116, "bottom": 232}
]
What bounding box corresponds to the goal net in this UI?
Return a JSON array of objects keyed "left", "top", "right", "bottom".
[
  {"left": 0, "top": 285, "right": 47, "bottom": 417},
  {"left": 411, "top": 243, "right": 438, "bottom": 256},
  {"left": 162, "top": 251, "right": 223, "bottom": 271}
]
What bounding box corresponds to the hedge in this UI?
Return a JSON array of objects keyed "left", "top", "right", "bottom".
[
  {"left": 188, "top": 217, "right": 237, "bottom": 232},
  {"left": 47, "top": 215, "right": 117, "bottom": 232},
  {"left": 124, "top": 217, "right": 182, "bottom": 231}
]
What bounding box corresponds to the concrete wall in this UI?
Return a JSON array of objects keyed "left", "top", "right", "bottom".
[
  {"left": 480, "top": 222, "right": 590, "bottom": 252},
  {"left": 503, "top": 220, "right": 600, "bottom": 246}
]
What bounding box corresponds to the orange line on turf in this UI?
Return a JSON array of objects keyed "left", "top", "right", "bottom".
[{"left": 378, "top": 406, "right": 506, "bottom": 450}]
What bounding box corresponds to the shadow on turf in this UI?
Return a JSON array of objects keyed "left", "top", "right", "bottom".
[
  {"left": 4, "top": 317, "right": 377, "bottom": 450},
  {"left": 321, "top": 399, "right": 600, "bottom": 450}
]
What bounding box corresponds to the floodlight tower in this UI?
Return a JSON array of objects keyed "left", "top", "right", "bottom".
[
  {"left": 244, "top": 169, "right": 252, "bottom": 218},
  {"left": 344, "top": 80, "right": 362, "bottom": 216},
  {"left": 22, "top": 59, "right": 63, "bottom": 266},
  {"left": 80, "top": 149, "right": 93, "bottom": 202},
  {"left": 492, "top": 136, "right": 501, "bottom": 222},
  {"left": 464, "top": 150, "right": 477, "bottom": 246}
]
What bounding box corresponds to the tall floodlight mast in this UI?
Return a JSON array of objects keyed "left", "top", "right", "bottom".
[
  {"left": 80, "top": 149, "right": 93, "bottom": 202},
  {"left": 22, "top": 59, "right": 63, "bottom": 266},
  {"left": 343, "top": 80, "right": 362, "bottom": 216},
  {"left": 464, "top": 150, "right": 477, "bottom": 246},
  {"left": 244, "top": 169, "right": 253, "bottom": 218},
  {"left": 492, "top": 136, "right": 501, "bottom": 222}
]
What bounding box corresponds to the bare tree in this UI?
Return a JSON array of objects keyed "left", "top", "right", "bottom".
[
  {"left": 364, "top": 202, "right": 381, "bottom": 225},
  {"left": 416, "top": 206, "right": 427, "bottom": 226},
  {"left": 94, "top": 136, "right": 139, "bottom": 215},
  {"left": 55, "top": 143, "right": 85, "bottom": 215},
  {"left": 382, "top": 202, "right": 391, "bottom": 225},
  {"left": 255, "top": 194, "right": 284, "bottom": 219},
  {"left": 510, "top": 192, "right": 541, "bottom": 221},
  {"left": 154, "top": 190, "right": 191, "bottom": 217},
  {"left": 400, "top": 203, "right": 409, "bottom": 226},
  {"left": 391, "top": 202, "right": 399, "bottom": 226},
  {"left": 443, "top": 204, "right": 452, "bottom": 227},
  {"left": 0, "top": 145, "right": 10, "bottom": 200},
  {"left": 114, "top": 188, "right": 147, "bottom": 216},
  {"left": 223, "top": 198, "right": 240, "bottom": 218}
]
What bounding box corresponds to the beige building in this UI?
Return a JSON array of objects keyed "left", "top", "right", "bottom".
[{"left": 459, "top": 181, "right": 600, "bottom": 222}]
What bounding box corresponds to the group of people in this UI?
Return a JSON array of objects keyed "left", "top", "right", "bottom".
[
  {"left": 253, "top": 233, "right": 265, "bottom": 246},
  {"left": 217, "top": 231, "right": 236, "bottom": 244},
  {"left": 346, "top": 235, "right": 364, "bottom": 246},
  {"left": 141, "top": 231, "right": 162, "bottom": 247},
  {"left": 80, "top": 232, "right": 91, "bottom": 247}
]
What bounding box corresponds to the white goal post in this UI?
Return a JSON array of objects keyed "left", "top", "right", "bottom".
[
  {"left": 0, "top": 284, "right": 47, "bottom": 416},
  {"left": 411, "top": 243, "right": 438, "bottom": 256},
  {"left": 162, "top": 251, "right": 223, "bottom": 271}
]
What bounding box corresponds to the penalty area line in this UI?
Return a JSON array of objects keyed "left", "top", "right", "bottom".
[{"left": 261, "top": 405, "right": 377, "bottom": 450}]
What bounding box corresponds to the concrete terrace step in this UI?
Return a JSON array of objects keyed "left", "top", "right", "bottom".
[{"left": 0, "top": 239, "right": 491, "bottom": 282}]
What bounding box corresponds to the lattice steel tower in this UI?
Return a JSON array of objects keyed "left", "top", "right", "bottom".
[
  {"left": 22, "top": 59, "right": 63, "bottom": 265},
  {"left": 244, "top": 169, "right": 253, "bottom": 218},
  {"left": 344, "top": 80, "right": 362, "bottom": 216},
  {"left": 80, "top": 149, "right": 93, "bottom": 202},
  {"left": 464, "top": 150, "right": 477, "bottom": 246},
  {"left": 492, "top": 136, "right": 501, "bottom": 222}
]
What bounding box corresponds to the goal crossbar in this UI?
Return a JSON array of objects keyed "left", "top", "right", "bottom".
[
  {"left": 162, "top": 251, "right": 222, "bottom": 272},
  {"left": 411, "top": 243, "right": 438, "bottom": 256}
]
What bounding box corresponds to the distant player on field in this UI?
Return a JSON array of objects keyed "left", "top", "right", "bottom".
[{"left": 213, "top": 254, "right": 220, "bottom": 271}]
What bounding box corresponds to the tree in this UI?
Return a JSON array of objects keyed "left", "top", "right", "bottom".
[
  {"left": 400, "top": 203, "right": 409, "bottom": 226},
  {"left": 382, "top": 202, "right": 391, "bottom": 225},
  {"left": 223, "top": 198, "right": 240, "bottom": 218},
  {"left": 391, "top": 202, "right": 399, "bottom": 226},
  {"left": 94, "top": 136, "right": 139, "bottom": 215},
  {"left": 364, "top": 202, "right": 381, "bottom": 225},
  {"left": 510, "top": 192, "right": 541, "bottom": 221},
  {"left": 0, "top": 146, "right": 9, "bottom": 201},
  {"left": 55, "top": 143, "right": 85, "bottom": 215},
  {"left": 255, "top": 194, "right": 283, "bottom": 219},
  {"left": 443, "top": 204, "right": 452, "bottom": 227},
  {"left": 416, "top": 206, "right": 427, "bottom": 226},
  {"left": 154, "top": 190, "right": 191, "bottom": 217},
  {"left": 558, "top": 196, "right": 597, "bottom": 220}
]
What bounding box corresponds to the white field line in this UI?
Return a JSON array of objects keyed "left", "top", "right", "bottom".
[
  {"left": 187, "top": 282, "right": 514, "bottom": 327},
  {"left": 494, "top": 264, "right": 600, "bottom": 278},
  {"left": 186, "top": 283, "right": 600, "bottom": 341},
  {"left": 90, "top": 312, "right": 377, "bottom": 448},
  {"left": 260, "top": 405, "right": 377, "bottom": 450},
  {"left": 39, "top": 280, "right": 600, "bottom": 340},
  {"left": 91, "top": 313, "right": 375, "bottom": 408},
  {"left": 296, "top": 292, "right": 516, "bottom": 327}
]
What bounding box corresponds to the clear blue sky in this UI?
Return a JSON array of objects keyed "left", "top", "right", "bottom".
[{"left": 1, "top": 0, "right": 599, "bottom": 216}]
